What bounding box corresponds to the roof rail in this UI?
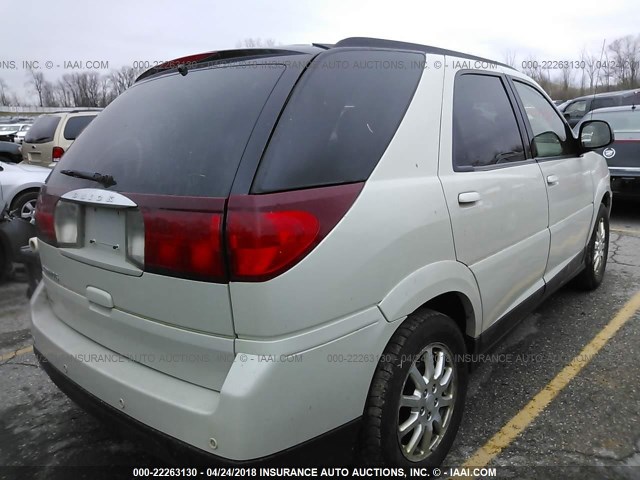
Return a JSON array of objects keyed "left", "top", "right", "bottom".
[
  {"left": 50, "top": 108, "right": 103, "bottom": 114},
  {"left": 334, "top": 37, "right": 514, "bottom": 70}
]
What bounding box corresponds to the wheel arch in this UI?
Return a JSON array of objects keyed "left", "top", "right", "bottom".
[
  {"left": 9, "top": 186, "right": 41, "bottom": 210},
  {"left": 378, "top": 260, "right": 482, "bottom": 338}
]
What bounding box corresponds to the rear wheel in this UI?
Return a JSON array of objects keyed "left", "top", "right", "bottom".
[
  {"left": 575, "top": 203, "right": 609, "bottom": 290},
  {"left": 11, "top": 191, "right": 39, "bottom": 222},
  {"left": 358, "top": 310, "right": 467, "bottom": 466}
]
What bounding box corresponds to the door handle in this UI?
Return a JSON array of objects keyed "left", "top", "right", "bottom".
[
  {"left": 546, "top": 175, "right": 559, "bottom": 185},
  {"left": 458, "top": 191, "right": 481, "bottom": 204}
]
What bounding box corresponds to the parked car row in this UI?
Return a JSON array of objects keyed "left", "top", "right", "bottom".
[
  {"left": 0, "top": 159, "right": 49, "bottom": 282},
  {"left": 0, "top": 108, "right": 99, "bottom": 278},
  {"left": 0, "top": 123, "right": 31, "bottom": 143}
]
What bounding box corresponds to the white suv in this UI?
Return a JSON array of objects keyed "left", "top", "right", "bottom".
[
  {"left": 30, "top": 37, "right": 613, "bottom": 467},
  {"left": 21, "top": 109, "right": 100, "bottom": 168}
]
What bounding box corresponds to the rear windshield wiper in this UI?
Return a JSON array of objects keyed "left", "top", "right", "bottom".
[{"left": 60, "top": 169, "right": 117, "bottom": 188}]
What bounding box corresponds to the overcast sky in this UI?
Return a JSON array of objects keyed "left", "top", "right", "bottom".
[{"left": 2, "top": 0, "right": 639, "bottom": 102}]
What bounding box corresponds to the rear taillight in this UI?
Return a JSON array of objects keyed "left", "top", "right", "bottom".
[
  {"left": 33, "top": 183, "right": 362, "bottom": 283},
  {"left": 125, "top": 195, "right": 226, "bottom": 282},
  {"left": 226, "top": 183, "right": 363, "bottom": 281},
  {"left": 35, "top": 191, "right": 57, "bottom": 245},
  {"left": 52, "top": 146, "right": 64, "bottom": 161},
  {"left": 142, "top": 210, "right": 224, "bottom": 281},
  {"left": 227, "top": 210, "right": 319, "bottom": 280}
]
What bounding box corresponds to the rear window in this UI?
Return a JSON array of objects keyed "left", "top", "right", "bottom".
[
  {"left": 592, "top": 110, "right": 640, "bottom": 132},
  {"left": 63, "top": 115, "right": 96, "bottom": 140},
  {"left": 47, "top": 64, "right": 286, "bottom": 197},
  {"left": 251, "top": 49, "right": 423, "bottom": 193},
  {"left": 24, "top": 115, "right": 60, "bottom": 143}
]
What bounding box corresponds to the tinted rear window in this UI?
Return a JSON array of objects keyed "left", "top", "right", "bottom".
[
  {"left": 592, "top": 110, "right": 640, "bottom": 132},
  {"left": 251, "top": 50, "right": 423, "bottom": 193},
  {"left": 24, "top": 115, "right": 61, "bottom": 143},
  {"left": 47, "top": 65, "right": 285, "bottom": 197},
  {"left": 63, "top": 115, "right": 96, "bottom": 140}
]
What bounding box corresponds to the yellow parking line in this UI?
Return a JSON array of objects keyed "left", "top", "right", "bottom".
[
  {"left": 453, "top": 290, "right": 640, "bottom": 479},
  {"left": 0, "top": 345, "right": 34, "bottom": 362}
]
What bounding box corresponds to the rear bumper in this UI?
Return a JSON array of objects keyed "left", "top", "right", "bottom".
[
  {"left": 35, "top": 347, "right": 360, "bottom": 466},
  {"left": 610, "top": 174, "right": 640, "bottom": 197},
  {"left": 609, "top": 167, "right": 640, "bottom": 178},
  {"left": 30, "top": 281, "right": 393, "bottom": 462}
]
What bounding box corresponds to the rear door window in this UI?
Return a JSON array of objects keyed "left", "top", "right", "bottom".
[
  {"left": 251, "top": 49, "right": 423, "bottom": 193},
  {"left": 452, "top": 74, "right": 525, "bottom": 169},
  {"left": 24, "top": 115, "right": 61, "bottom": 143},
  {"left": 63, "top": 115, "right": 97, "bottom": 140},
  {"left": 592, "top": 110, "right": 640, "bottom": 133},
  {"left": 46, "top": 64, "right": 286, "bottom": 197}
]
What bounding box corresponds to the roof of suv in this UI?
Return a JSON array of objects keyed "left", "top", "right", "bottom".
[
  {"left": 589, "top": 105, "right": 639, "bottom": 115},
  {"left": 136, "top": 36, "right": 513, "bottom": 82},
  {"left": 570, "top": 88, "right": 640, "bottom": 102}
]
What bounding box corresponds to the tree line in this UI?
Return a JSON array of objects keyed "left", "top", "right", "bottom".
[
  {"left": 507, "top": 34, "right": 640, "bottom": 100},
  {"left": 1, "top": 35, "right": 638, "bottom": 108},
  {"left": 0, "top": 65, "right": 142, "bottom": 108}
]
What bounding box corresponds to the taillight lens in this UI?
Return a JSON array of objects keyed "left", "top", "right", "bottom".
[
  {"left": 52, "top": 146, "right": 64, "bottom": 161},
  {"left": 142, "top": 210, "right": 224, "bottom": 281},
  {"left": 227, "top": 183, "right": 363, "bottom": 281},
  {"left": 228, "top": 210, "right": 319, "bottom": 280},
  {"left": 35, "top": 191, "right": 57, "bottom": 245},
  {"left": 54, "top": 200, "right": 82, "bottom": 246}
]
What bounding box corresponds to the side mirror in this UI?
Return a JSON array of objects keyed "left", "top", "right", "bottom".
[
  {"left": 579, "top": 120, "right": 614, "bottom": 150},
  {"left": 563, "top": 112, "right": 571, "bottom": 120}
]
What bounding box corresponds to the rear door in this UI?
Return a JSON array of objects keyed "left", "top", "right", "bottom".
[
  {"left": 22, "top": 115, "right": 60, "bottom": 166},
  {"left": 438, "top": 70, "right": 550, "bottom": 331},
  {"left": 37, "top": 56, "right": 311, "bottom": 391},
  {"left": 510, "top": 79, "right": 593, "bottom": 284}
]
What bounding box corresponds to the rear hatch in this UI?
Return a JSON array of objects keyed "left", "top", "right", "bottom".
[
  {"left": 35, "top": 54, "right": 308, "bottom": 391},
  {"left": 22, "top": 115, "right": 60, "bottom": 166}
]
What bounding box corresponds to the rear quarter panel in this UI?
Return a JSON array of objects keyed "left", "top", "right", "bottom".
[{"left": 229, "top": 54, "right": 479, "bottom": 341}]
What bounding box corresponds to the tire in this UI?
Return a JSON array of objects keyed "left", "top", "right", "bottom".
[
  {"left": 575, "top": 203, "right": 609, "bottom": 291},
  {"left": 11, "top": 191, "right": 39, "bottom": 222},
  {"left": 358, "top": 309, "right": 468, "bottom": 467}
]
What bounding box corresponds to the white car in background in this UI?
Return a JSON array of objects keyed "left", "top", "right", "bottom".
[
  {"left": 0, "top": 161, "right": 50, "bottom": 220},
  {"left": 14, "top": 124, "right": 33, "bottom": 144}
]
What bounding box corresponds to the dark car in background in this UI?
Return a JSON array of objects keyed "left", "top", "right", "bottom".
[
  {"left": 0, "top": 141, "right": 22, "bottom": 163},
  {"left": 561, "top": 89, "right": 640, "bottom": 127},
  {"left": 576, "top": 105, "right": 640, "bottom": 197}
]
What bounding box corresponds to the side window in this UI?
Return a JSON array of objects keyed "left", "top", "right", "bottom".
[
  {"left": 63, "top": 115, "right": 96, "bottom": 141},
  {"left": 591, "top": 97, "right": 621, "bottom": 110},
  {"left": 514, "top": 81, "right": 578, "bottom": 158},
  {"left": 452, "top": 74, "right": 525, "bottom": 169},
  {"left": 564, "top": 100, "right": 587, "bottom": 117}
]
